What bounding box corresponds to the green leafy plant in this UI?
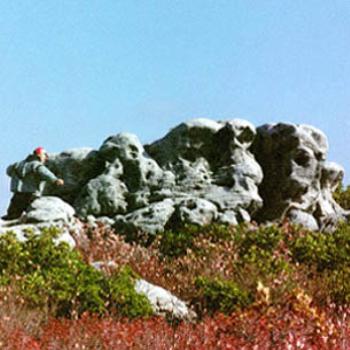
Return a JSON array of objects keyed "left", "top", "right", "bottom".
[
  {"left": 159, "top": 223, "right": 236, "bottom": 258},
  {"left": 334, "top": 183, "right": 350, "bottom": 210},
  {"left": 108, "top": 266, "right": 153, "bottom": 318},
  {"left": 194, "top": 276, "right": 251, "bottom": 315},
  {"left": 0, "top": 227, "right": 152, "bottom": 318},
  {"left": 289, "top": 223, "right": 350, "bottom": 271}
]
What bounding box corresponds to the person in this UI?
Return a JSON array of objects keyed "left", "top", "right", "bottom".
[{"left": 2, "top": 147, "right": 64, "bottom": 220}]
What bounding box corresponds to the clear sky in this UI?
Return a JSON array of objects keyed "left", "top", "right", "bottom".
[{"left": 1, "top": 0, "right": 350, "bottom": 215}]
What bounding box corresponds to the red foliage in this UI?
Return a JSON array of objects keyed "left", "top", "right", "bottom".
[
  {"left": 2, "top": 221, "right": 350, "bottom": 348},
  {"left": 1, "top": 303, "right": 350, "bottom": 349}
]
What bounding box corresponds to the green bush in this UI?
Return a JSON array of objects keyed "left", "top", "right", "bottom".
[
  {"left": 233, "top": 224, "right": 290, "bottom": 277},
  {"left": 159, "top": 226, "right": 198, "bottom": 258},
  {"left": 159, "top": 224, "right": 235, "bottom": 258},
  {"left": 289, "top": 223, "right": 350, "bottom": 271},
  {"left": 333, "top": 183, "right": 350, "bottom": 210},
  {"left": 194, "top": 276, "right": 251, "bottom": 315},
  {"left": 287, "top": 223, "right": 350, "bottom": 304},
  {"left": 0, "top": 227, "right": 152, "bottom": 318},
  {"left": 234, "top": 224, "right": 283, "bottom": 257},
  {"left": 108, "top": 266, "right": 153, "bottom": 318}
]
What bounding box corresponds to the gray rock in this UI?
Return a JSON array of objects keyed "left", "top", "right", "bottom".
[
  {"left": 173, "top": 197, "right": 218, "bottom": 226},
  {"left": 145, "top": 118, "right": 263, "bottom": 229},
  {"left": 5, "top": 118, "right": 347, "bottom": 234},
  {"left": 99, "top": 133, "right": 171, "bottom": 193},
  {"left": 135, "top": 279, "right": 196, "bottom": 320},
  {"left": 45, "top": 148, "right": 104, "bottom": 204},
  {"left": 114, "top": 199, "right": 175, "bottom": 235},
  {"left": 0, "top": 220, "right": 78, "bottom": 248},
  {"left": 90, "top": 261, "right": 196, "bottom": 321},
  {"left": 25, "top": 196, "right": 75, "bottom": 223},
  {"left": 145, "top": 118, "right": 223, "bottom": 166},
  {"left": 285, "top": 208, "right": 320, "bottom": 231},
  {"left": 252, "top": 123, "right": 347, "bottom": 231},
  {"left": 75, "top": 172, "right": 128, "bottom": 217},
  {"left": 315, "top": 162, "right": 350, "bottom": 231},
  {"left": 217, "top": 210, "right": 238, "bottom": 225}
]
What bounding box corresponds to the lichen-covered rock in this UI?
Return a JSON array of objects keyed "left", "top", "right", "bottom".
[
  {"left": 286, "top": 208, "right": 319, "bottom": 231},
  {"left": 315, "top": 162, "right": 350, "bottom": 231},
  {"left": 99, "top": 133, "right": 172, "bottom": 193},
  {"left": 77, "top": 120, "right": 264, "bottom": 234},
  {"left": 173, "top": 197, "right": 218, "bottom": 226},
  {"left": 252, "top": 123, "right": 348, "bottom": 231},
  {"left": 90, "top": 262, "right": 196, "bottom": 320},
  {"left": 145, "top": 118, "right": 223, "bottom": 165}
]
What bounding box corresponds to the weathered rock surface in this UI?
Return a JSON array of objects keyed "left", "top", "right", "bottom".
[
  {"left": 25, "top": 196, "right": 76, "bottom": 223},
  {"left": 37, "top": 118, "right": 264, "bottom": 234},
  {"left": 4, "top": 118, "right": 348, "bottom": 233},
  {"left": 144, "top": 118, "right": 264, "bottom": 229},
  {"left": 45, "top": 148, "right": 103, "bottom": 204},
  {"left": 252, "top": 123, "right": 350, "bottom": 231},
  {"left": 114, "top": 199, "right": 176, "bottom": 235}
]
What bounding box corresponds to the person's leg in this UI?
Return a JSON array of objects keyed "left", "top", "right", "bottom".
[{"left": 4, "top": 193, "right": 36, "bottom": 220}]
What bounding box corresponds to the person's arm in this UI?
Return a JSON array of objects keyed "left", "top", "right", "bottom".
[{"left": 36, "top": 164, "right": 61, "bottom": 184}]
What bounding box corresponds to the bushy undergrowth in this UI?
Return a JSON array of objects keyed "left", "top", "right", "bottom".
[
  {"left": 0, "top": 227, "right": 152, "bottom": 318},
  {"left": 194, "top": 276, "right": 251, "bottom": 315},
  {"left": 1, "top": 217, "right": 350, "bottom": 347},
  {"left": 334, "top": 182, "right": 350, "bottom": 209}
]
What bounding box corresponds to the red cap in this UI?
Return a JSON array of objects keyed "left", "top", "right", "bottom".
[{"left": 34, "top": 147, "right": 47, "bottom": 155}]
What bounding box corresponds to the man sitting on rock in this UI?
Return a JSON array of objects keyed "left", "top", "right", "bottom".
[{"left": 2, "top": 147, "right": 64, "bottom": 220}]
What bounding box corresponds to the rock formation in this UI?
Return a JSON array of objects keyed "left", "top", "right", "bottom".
[
  {"left": 1, "top": 118, "right": 348, "bottom": 234},
  {"left": 251, "top": 123, "right": 349, "bottom": 231},
  {"left": 42, "top": 118, "right": 264, "bottom": 234}
]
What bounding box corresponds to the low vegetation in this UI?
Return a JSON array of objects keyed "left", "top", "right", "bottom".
[{"left": 0, "top": 186, "right": 350, "bottom": 348}]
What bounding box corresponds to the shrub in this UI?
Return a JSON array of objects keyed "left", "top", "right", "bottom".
[
  {"left": 194, "top": 276, "right": 251, "bottom": 315},
  {"left": 158, "top": 228, "right": 196, "bottom": 258},
  {"left": 289, "top": 222, "right": 350, "bottom": 271},
  {"left": 233, "top": 224, "right": 291, "bottom": 279},
  {"left": 234, "top": 224, "right": 284, "bottom": 257},
  {"left": 0, "top": 227, "right": 152, "bottom": 318},
  {"left": 107, "top": 266, "right": 153, "bottom": 318},
  {"left": 334, "top": 183, "right": 350, "bottom": 210},
  {"left": 159, "top": 224, "right": 236, "bottom": 258}
]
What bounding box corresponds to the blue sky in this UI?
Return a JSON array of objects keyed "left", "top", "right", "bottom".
[{"left": 1, "top": 1, "right": 350, "bottom": 215}]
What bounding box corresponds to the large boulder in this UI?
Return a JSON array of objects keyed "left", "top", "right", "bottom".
[
  {"left": 25, "top": 196, "right": 76, "bottom": 223},
  {"left": 144, "top": 118, "right": 263, "bottom": 231},
  {"left": 135, "top": 279, "right": 196, "bottom": 320},
  {"left": 91, "top": 260, "right": 196, "bottom": 321},
  {"left": 74, "top": 171, "right": 129, "bottom": 217},
  {"left": 252, "top": 123, "right": 348, "bottom": 231},
  {"left": 114, "top": 199, "right": 175, "bottom": 235},
  {"left": 0, "top": 218, "right": 79, "bottom": 248},
  {"left": 45, "top": 148, "right": 104, "bottom": 204}
]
